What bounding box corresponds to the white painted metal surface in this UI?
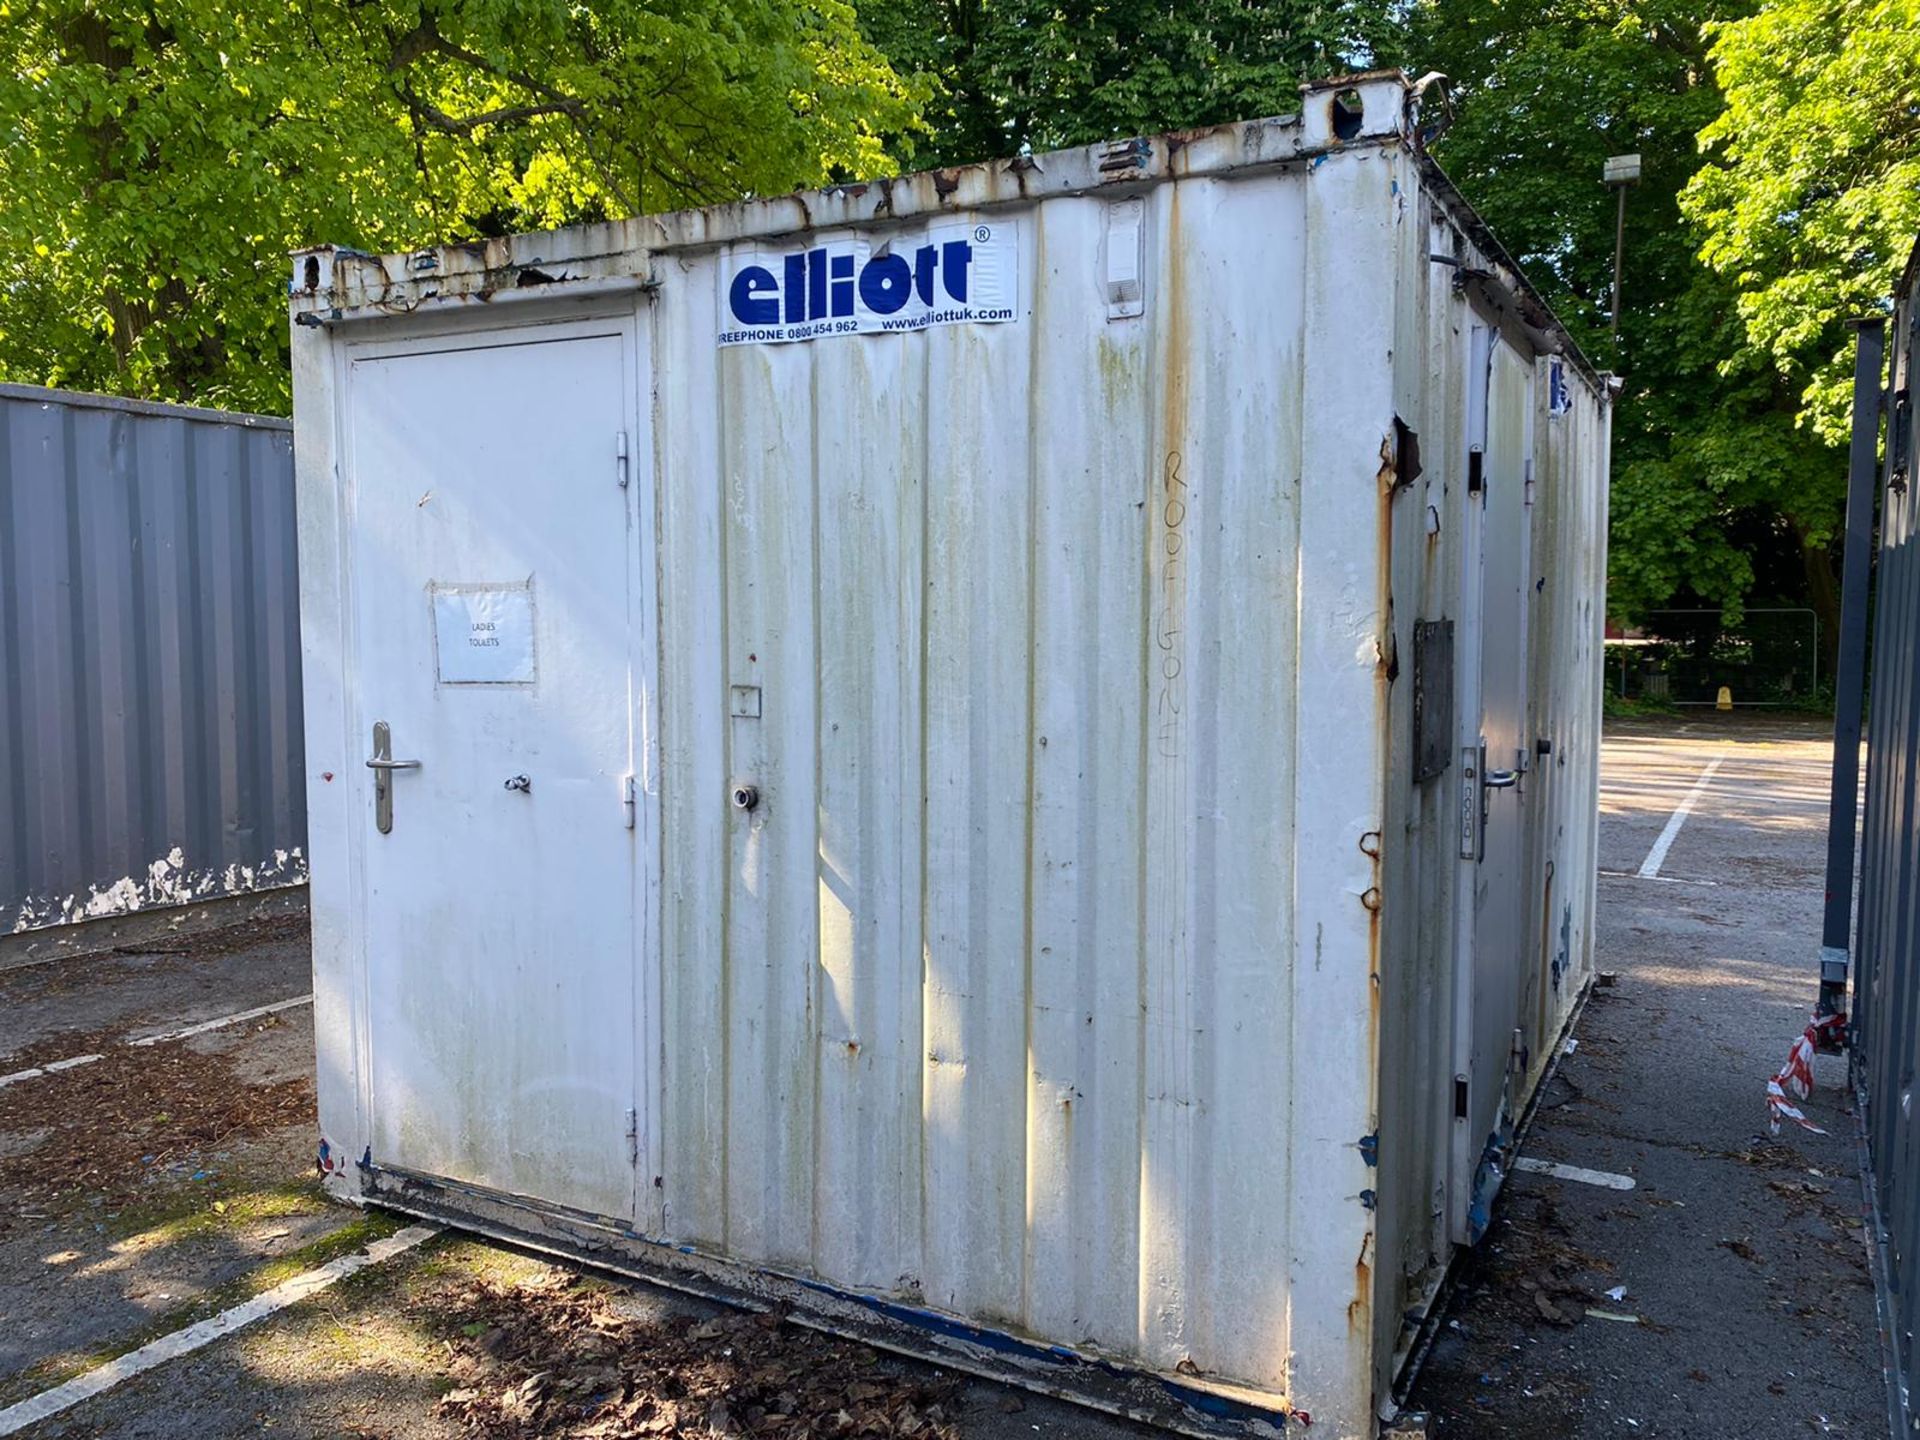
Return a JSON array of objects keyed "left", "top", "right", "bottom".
[
  {"left": 341, "top": 320, "right": 648, "bottom": 1221},
  {"left": 292, "top": 72, "right": 1611, "bottom": 1437}
]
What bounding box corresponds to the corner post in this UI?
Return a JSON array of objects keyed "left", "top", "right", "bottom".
[{"left": 1820, "top": 318, "right": 1887, "bottom": 1023}]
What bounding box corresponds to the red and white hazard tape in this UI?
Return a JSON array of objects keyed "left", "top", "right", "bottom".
[{"left": 1767, "top": 1010, "right": 1846, "bottom": 1135}]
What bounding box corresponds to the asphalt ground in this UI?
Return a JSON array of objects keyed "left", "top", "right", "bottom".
[
  {"left": 0, "top": 715, "right": 1894, "bottom": 1438},
  {"left": 1410, "top": 715, "right": 1888, "bottom": 1438}
]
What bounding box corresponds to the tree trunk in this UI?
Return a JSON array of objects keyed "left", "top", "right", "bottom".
[{"left": 1795, "top": 519, "right": 1842, "bottom": 682}]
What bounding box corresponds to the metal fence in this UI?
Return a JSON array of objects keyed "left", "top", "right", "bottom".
[
  {"left": 0, "top": 384, "right": 305, "bottom": 935},
  {"left": 1853, "top": 282, "right": 1920, "bottom": 1433},
  {"left": 1607, "top": 608, "right": 1821, "bottom": 707}
]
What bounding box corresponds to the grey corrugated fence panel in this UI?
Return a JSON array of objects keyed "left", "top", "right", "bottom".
[
  {"left": 0, "top": 383, "right": 306, "bottom": 935},
  {"left": 1855, "top": 270, "right": 1920, "bottom": 1429}
]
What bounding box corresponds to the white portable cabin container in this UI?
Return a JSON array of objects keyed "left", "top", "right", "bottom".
[{"left": 291, "top": 71, "right": 1610, "bottom": 1437}]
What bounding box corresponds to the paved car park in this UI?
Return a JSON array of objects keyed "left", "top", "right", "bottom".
[{"left": 0, "top": 717, "right": 1892, "bottom": 1438}]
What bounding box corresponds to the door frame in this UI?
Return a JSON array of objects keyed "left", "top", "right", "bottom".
[
  {"left": 1446, "top": 318, "right": 1494, "bottom": 1243},
  {"left": 323, "top": 299, "right": 661, "bottom": 1230},
  {"left": 1444, "top": 315, "right": 1543, "bottom": 1244}
]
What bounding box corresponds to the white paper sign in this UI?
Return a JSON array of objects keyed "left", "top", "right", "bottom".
[{"left": 432, "top": 584, "right": 535, "bottom": 685}]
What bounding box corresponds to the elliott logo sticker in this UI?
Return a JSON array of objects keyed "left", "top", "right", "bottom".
[{"left": 717, "top": 222, "right": 1017, "bottom": 346}]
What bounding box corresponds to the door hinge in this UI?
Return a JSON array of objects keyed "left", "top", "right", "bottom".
[
  {"left": 625, "top": 1107, "right": 640, "bottom": 1167},
  {"left": 622, "top": 773, "right": 637, "bottom": 829},
  {"left": 615, "top": 430, "right": 630, "bottom": 489}
]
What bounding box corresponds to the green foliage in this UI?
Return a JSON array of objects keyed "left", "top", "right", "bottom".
[
  {"left": 860, "top": 0, "right": 1396, "bottom": 166},
  {"left": 1682, "top": 0, "right": 1920, "bottom": 447},
  {"left": 0, "top": 1, "right": 919, "bottom": 412},
  {"left": 863, "top": 0, "right": 1860, "bottom": 629},
  {"left": 1396, "top": 0, "right": 1843, "bottom": 630},
  {"left": 6, "top": 0, "right": 1907, "bottom": 643}
]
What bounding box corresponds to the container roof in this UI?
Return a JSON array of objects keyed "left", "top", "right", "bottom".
[{"left": 290, "top": 70, "right": 1604, "bottom": 392}]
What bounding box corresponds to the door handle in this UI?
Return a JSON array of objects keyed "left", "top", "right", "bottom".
[{"left": 367, "top": 721, "right": 420, "bottom": 834}]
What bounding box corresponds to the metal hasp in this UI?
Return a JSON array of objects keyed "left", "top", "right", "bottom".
[
  {"left": 365, "top": 721, "right": 422, "bottom": 835},
  {"left": 1412, "top": 620, "right": 1455, "bottom": 782},
  {"left": 1820, "top": 319, "right": 1887, "bottom": 1023}
]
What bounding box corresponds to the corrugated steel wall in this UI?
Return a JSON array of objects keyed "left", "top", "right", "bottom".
[
  {"left": 653, "top": 161, "right": 1390, "bottom": 1412},
  {"left": 292, "top": 75, "right": 1612, "bottom": 1435},
  {"left": 1855, "top": 274, "right": 1920, "bottom": 1424},
  {"left": 1371, "top": 177, "right": 1610, "bottom": 1399},
  {"left": 0, "top": 384, "right": 305, "bottom": 934}
]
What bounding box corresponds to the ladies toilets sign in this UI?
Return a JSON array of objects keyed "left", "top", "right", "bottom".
[{"left": 716, "top": 222, "right": 1017, "bottom": 346}]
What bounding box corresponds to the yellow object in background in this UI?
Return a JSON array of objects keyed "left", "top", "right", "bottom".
[{"left": 1717, "top": 685, "right": 1733, "bottom": 711}]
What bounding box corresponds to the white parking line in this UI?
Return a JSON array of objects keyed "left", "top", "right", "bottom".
[
  {"left": 1598, "top": 870, "right": 1720, "bottom": 887},
  {"left": 0, "top": 994, "right": 315, "bottom": 1089},
  {"left": 1637, "top": 756, "right": 1724, "bottom": 879},
  {"left": 0, "top": 1054, "right": 104, "bottom": 1089},
  {"left": 126, "top": 994, "right": 314, "bottom": 1047},
  {"left": 0, "top": 1225, "right": 438, "bottom": 1436},
  {"left": 1513, "top": 1157, "right": 1637, "bottom": 1191}
]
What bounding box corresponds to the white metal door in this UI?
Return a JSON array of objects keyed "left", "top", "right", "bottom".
[
  {"left": 344, "top": 320, "right": 643, "bottom": 1222},
  {"left": 1451, "top": 323, "right": 1534, "bottom": 1241}
]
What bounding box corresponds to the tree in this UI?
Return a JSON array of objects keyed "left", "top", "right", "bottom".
[
  {"left": 860, "top": 0, "right": 1397, "bottom": 167},
  {"left": 1397, "top": 0, "right": 1846, "bottom": 644},
  {"left": 1682, "top": 0, "right": 1920, "bottom": 448},
  {"left": 0, "top": 2, "right": 919, "bottom": 413}
]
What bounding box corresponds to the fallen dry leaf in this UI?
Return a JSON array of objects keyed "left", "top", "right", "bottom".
[{"left": 426, "top": 1277, "right": 963, "bottom": 1439}]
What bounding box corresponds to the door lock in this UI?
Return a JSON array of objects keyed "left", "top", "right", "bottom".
[{"left": 366, "top": 721, "right": 422, "bottom": 834}]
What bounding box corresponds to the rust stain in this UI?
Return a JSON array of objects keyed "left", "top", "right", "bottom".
[
  {"left": 1367, "top": 408, "right": 1395, "bottom": 1307},
  {"left": 1536, "top": 860, "right": 1556, "bottom": 1051},
  {"left": 1348, "top": 1230, "right": 1375, "bottom": 1331}
]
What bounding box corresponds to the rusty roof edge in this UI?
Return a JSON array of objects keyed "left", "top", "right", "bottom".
[
  {"left": 1301, "top": 66, "right": 1413, "bottom": 93},
  {"left": 1415, "top": 152, "right": 1611, "bottom": 400},
  {"left": 1894, "top": 230, "right": 1920, "bottom": 308},
  {"left": 291, "top": 74, "right": 1422, "bottom": 319}
]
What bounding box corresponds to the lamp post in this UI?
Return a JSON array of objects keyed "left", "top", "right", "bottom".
[{"left": 1603, "top": 153, "right": 1641, "bottom": 365}]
